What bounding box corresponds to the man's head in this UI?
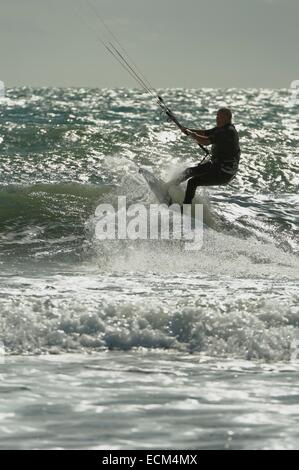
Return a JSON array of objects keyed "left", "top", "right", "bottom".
[{"left": 216, "top": 107, "right": 232, "bottom": 127}]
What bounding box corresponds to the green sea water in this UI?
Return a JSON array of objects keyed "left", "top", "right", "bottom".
[{"left": 0, "top": 87, "right": 298, "bottom": 449}]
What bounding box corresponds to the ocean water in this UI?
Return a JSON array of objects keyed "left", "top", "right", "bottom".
[{"left": 0, "top": 87, "right": 298, "bottom": 450}]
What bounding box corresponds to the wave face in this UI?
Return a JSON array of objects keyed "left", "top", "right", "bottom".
[{"left": 0, "top": 87, "right": 298, "bottom": 357}]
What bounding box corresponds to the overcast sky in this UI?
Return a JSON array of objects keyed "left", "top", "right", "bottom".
[{"left": 0, "top": 0, "right": 298, "bottom": 88}]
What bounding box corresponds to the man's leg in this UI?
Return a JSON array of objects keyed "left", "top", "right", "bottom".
[
  {"left": 166, "top": 166, "right": 199, "bottom": 206},
  {"left": 182, "top": 163, "right": 215, "bottom": 205},
  {"left": 183, "top": 176, "right": 201, "bottom": 205},
  {"left": 183, "top": 164, "right": 233, "bottom": 205},
  {"left": 168, "top": 162, "right": 213, "bottom": 186}
]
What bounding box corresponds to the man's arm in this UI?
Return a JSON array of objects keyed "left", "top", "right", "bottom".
[
  {"left": 185, "top": 128, "right": 206, "bottom": 135},
  {"left": 178, "top": 125, "right": 212, "bottom": 145},
  {"left": 190, "top": 133, "right": 211, "bottom": 146},
  {"left": 176, "top": 123, "right": 206, "bottom": 136},
  {"left": 184, "top": 128, "right": 211, "bottom": 146}
]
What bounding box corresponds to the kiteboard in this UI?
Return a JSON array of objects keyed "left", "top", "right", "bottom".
[{"left": 138, "top": 167, "right": 185, "bottom": 207}]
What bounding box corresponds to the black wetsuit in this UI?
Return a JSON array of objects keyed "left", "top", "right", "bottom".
[{"left": 181, "top": 123, "right": 241, "bottom": 204}]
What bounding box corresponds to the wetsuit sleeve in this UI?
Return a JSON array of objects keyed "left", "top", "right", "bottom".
[{"left": 204, "top": 127, "right": 217, "bottom": 137}]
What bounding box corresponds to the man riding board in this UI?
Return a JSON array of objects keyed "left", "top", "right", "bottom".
[{"left": 170, "top": 107, "right": 241, "bottom": 205}]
